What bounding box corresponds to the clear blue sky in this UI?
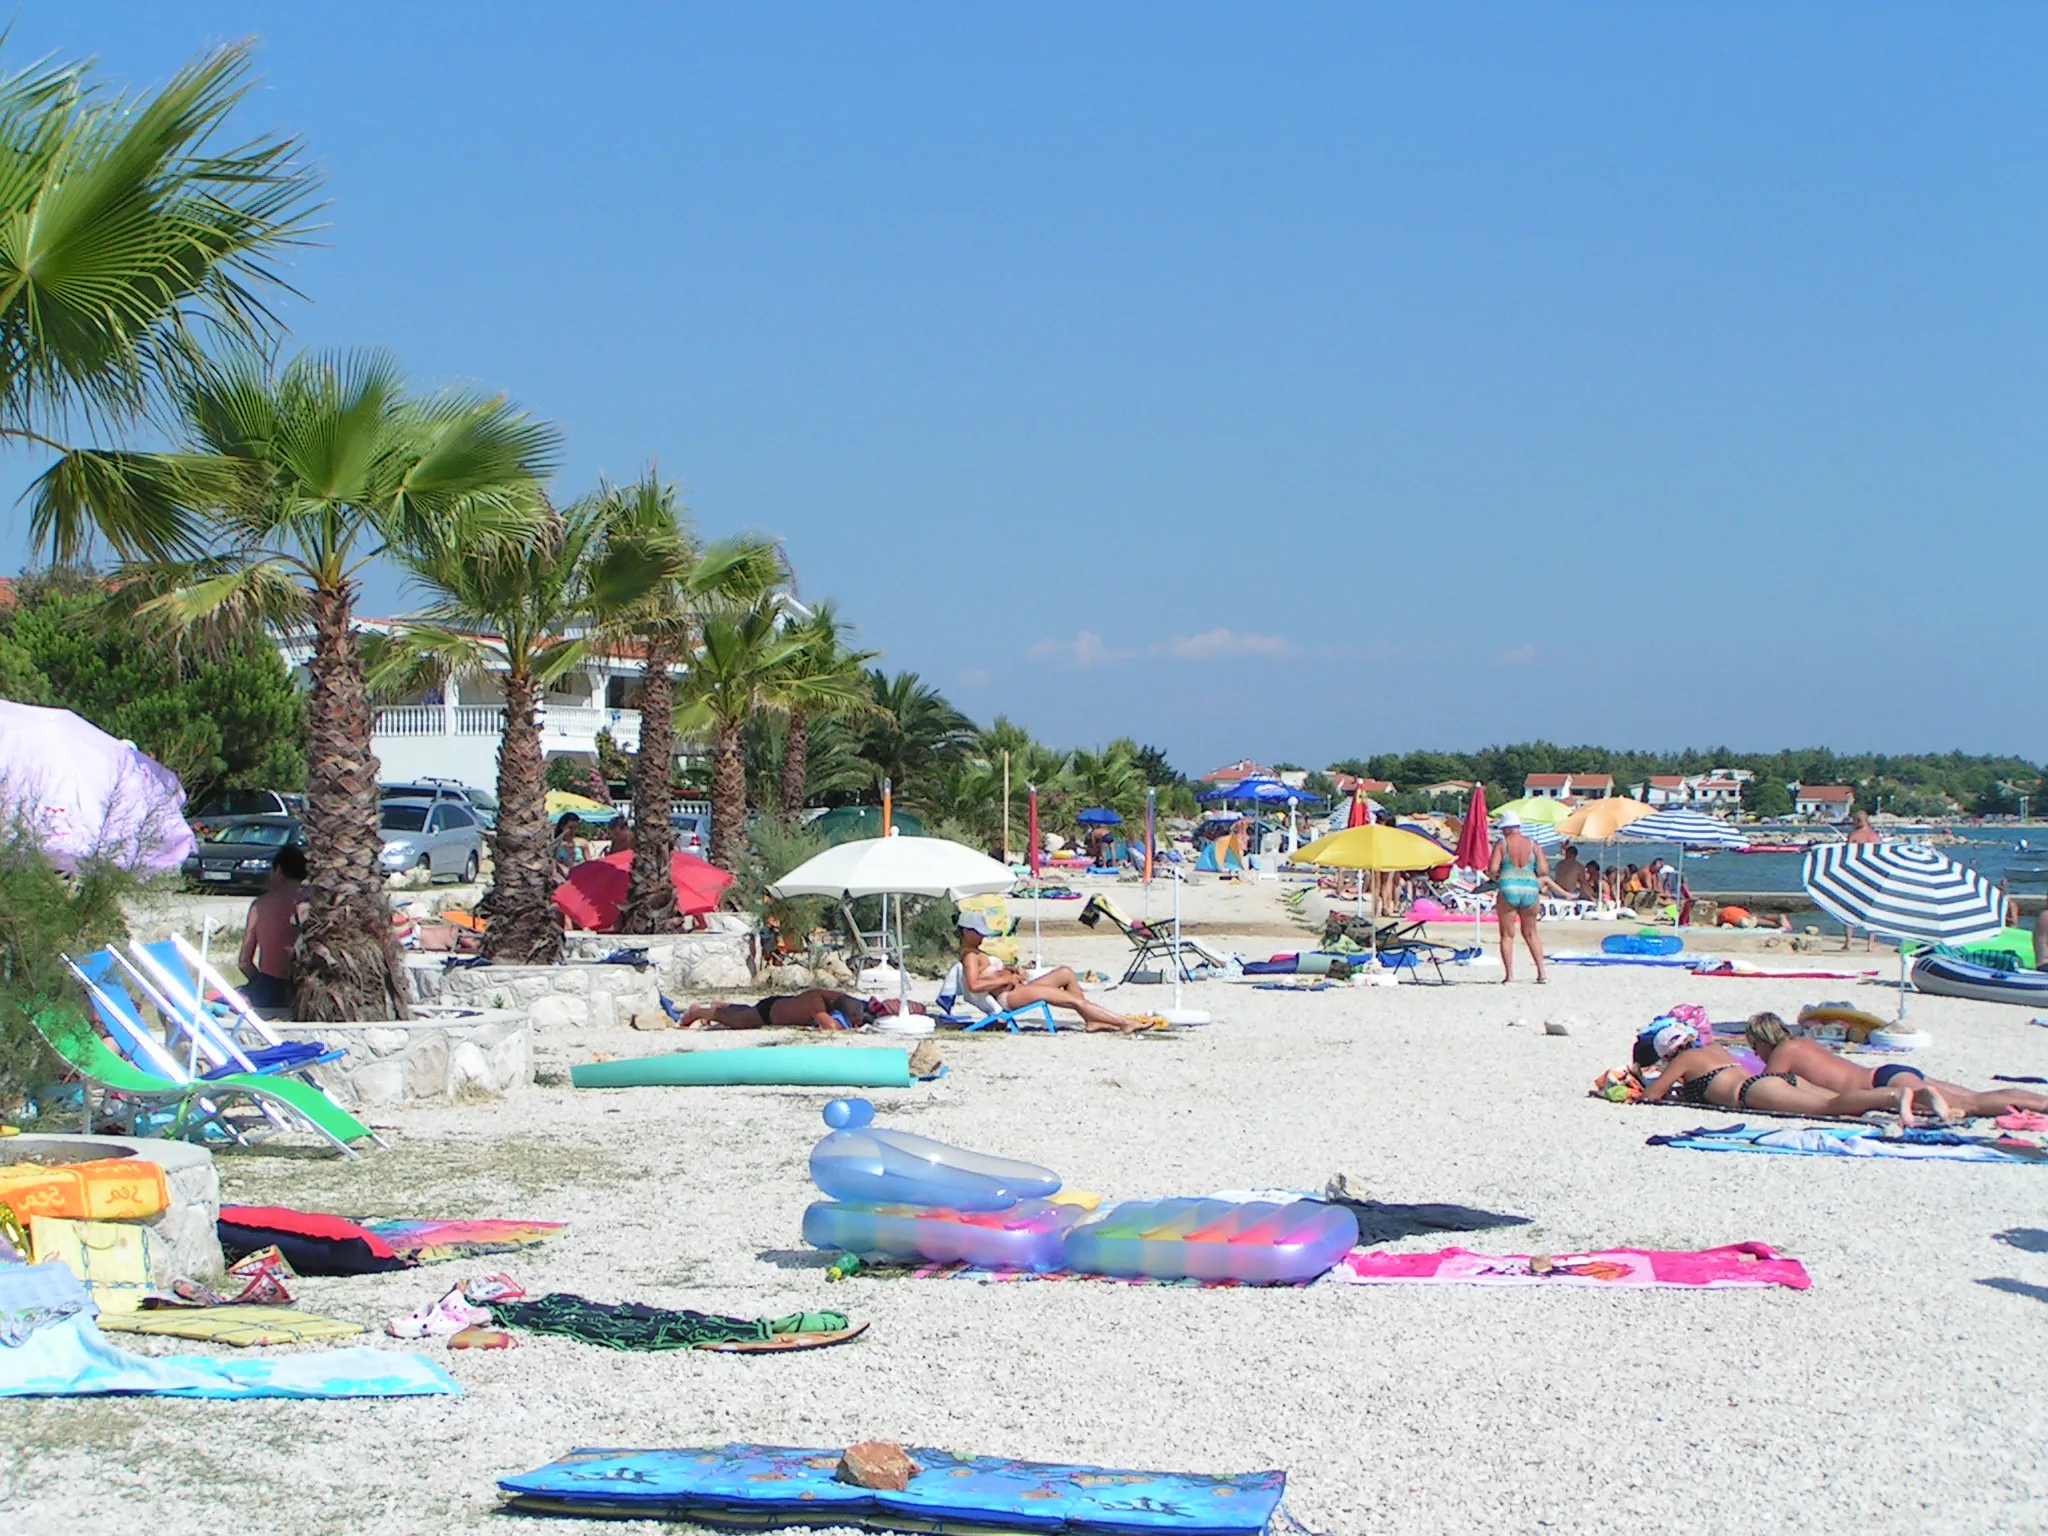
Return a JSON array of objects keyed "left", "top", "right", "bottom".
[{"left": 8, "top": 4, "right": 2046, "bottom": 773}]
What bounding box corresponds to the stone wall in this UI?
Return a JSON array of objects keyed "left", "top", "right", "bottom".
[
  {"left": 407, "top": 928, "right": 756, "bottom": 1033},
  {"left": 280, "top": 1010, "right": 532, "bottom": 1105},
  {"left": 3, "top": 1133, "right": 221, "bottom": 1281}
]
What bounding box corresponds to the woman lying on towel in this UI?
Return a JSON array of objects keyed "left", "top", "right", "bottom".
[
  {"left": 1639, "top": 1022, "right": 1947, "bottom": 1127},
  {"left": 958, "top": 917, "right": 1149, "bottom": 1033},
  {"left": 1741, "top": 1012, "right": 2048, "bottom": 1118},
  {"left": 676, "top": 991, "right": 923, "bottom": 1031}
]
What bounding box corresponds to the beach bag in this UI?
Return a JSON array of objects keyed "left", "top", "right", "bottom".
[{"left": 27, "top": 1217, "right": 153, "bottom": 1314}]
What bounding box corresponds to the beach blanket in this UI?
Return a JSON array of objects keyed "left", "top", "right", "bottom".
[
  {"left": 1549, "top": 954, "right": 1698, "bottom": 969},
  {"left": 1691, "top": 960, "right": 1881, "bottom": 980},
  {"left": 0, "top": 1262, "right": 453, "bottom": 1399},
  {"left": 499, "top": 1445, "right": 1287, "bottom": 1534},
  {"left": 1327, "top": 1242, "right": 1810, "bottom": 1290},
  {"left": 358, "top": 1218, "right": 566, "bottom": 1263},
  {"left": 489, "top": 1294, "right": 858, "bottom": 1352},
  {"left": 98, "top": 1306, "right": 365, "bottom": 1346},
  {"left": 1647, "top": 1124, "right": 2048, "bottom": 1164},
  {"left": 218, "top": 1205, "right": 412, "bottom": 1276}
]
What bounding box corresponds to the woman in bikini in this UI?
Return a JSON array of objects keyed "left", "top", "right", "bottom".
[
  {"left": 1486, "top": 812, "right": 1552, "bottom": 984},
  {"left": 1642, "top": 1022, "right": 1945, "bottom": 1127},
  {"left": 958, "top": 918, "right": 1148, "bottom": 1033},
  {"left": 1743, "top": 1012, "right": 2048, "bottom": 1119},
  {"left": 677, "top": 991, "right": 912, "bottom": 1030}
]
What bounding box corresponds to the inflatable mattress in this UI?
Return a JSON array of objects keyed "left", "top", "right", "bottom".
[{"left": 1911, "top": 954, "right": 2048, "bottom": 1008}]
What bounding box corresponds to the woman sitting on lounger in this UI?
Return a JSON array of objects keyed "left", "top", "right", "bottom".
[
  {"left": 677, "top": 991, "right": 920, "bottom": 1031},
  {"left": 1742, "top": 1012, "right": 2048, "bottom": 1118},
  {"left": 958, "top": 916, "right": 1148, "bottom": 1033},
  {"left": 1640, "top": 1021, "right": 1946, "bottom": 1127}
]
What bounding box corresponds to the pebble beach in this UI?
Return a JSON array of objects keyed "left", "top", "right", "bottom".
[{"left": 7, "top": 878, "right": 2047, "bottom": 1535}]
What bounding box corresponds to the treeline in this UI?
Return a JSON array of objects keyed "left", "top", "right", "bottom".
[{"left": 1333, "top": 745, "right": 2045, "bottom": 819}]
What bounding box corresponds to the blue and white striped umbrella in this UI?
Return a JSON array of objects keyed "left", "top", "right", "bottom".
[
  {"left": 1801, "top": 843, "right": 2002, "bottom": 947},
  {"left": 1496, "top": 818, "right": 1559, "bottom": 850},
  {"left": 1614, "top": 809, "right": 1750, "bottom": 850}
]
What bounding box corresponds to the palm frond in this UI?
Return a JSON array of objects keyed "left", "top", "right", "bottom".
[{"left": 26, "top": 447, "right": 242, "bottom": 562}]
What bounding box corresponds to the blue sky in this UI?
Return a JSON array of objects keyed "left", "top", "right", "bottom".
[{"left": 7, "top": 5, "right": 2047, "bottom": 773}]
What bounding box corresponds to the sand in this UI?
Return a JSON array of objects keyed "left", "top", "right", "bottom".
[{"left": 7, "top": 875, "right": 2048, "bottom": 1534}]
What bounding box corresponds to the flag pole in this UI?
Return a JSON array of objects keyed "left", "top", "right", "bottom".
[{"left": 1028, "top": 783, "right": 1042, "bottom": 973}]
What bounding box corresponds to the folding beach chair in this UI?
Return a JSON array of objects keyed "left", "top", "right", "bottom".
[
  {"left": 124, "top": 937, "right": 340, "bottom": 1078},
  {"left": 1077, "top": 895, "right": 1225, "bottom": 985},
  {"left": 930, "top": 963, "right": 1058, "bottom": 1033}
]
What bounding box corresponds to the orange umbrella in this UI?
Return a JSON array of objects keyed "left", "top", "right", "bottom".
[{"left": 552, "top": 849, "right": 733, "bottom": 932}]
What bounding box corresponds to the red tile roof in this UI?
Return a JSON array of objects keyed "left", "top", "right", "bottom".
[
  {"left": 1574, "top": 774, "right": 1614, "bottom": 788},
  {"left": 1647, "top": 776, "right": 1686, "bottom": 788},
  {"left": 1524, "top": 773, "right": 1571, "bottom": 788},
  {"left": 1798, "top": 785, "right": 1855, "bottom": 801}
]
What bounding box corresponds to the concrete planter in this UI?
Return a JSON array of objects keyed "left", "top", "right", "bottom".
[
  {"left": 2, "top": 1133, "right": 221, "bottom": 1282},
  {"left": 279, "top": 1009, "right": 532, "bottom": 1105}
]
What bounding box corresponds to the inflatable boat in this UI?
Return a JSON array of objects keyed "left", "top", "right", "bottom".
[{"left": 1911, "top": 954, "right": 2048, "bottom": 1007}]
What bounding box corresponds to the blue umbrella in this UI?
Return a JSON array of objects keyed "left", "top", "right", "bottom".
[
  {"left": 1076, "top": 808, "right": 1122, "bottom": 826},
  {"left": 1198, "top": 775, "right": 1325, "bottom": 805}
]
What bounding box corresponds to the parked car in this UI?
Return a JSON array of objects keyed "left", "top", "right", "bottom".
[
  {"left": 379, "top": 779, "right": 497, "bottom": 830},
  {"left": 183, "top": 815, "right": 306, "bottom": 893},
  {"left": 378, "top": 797, "right": 483, "bottom": 883},
  {"left": 187, "top": 788, "right": 305, "bottom": 838},
  {"left": 668, "top": 808, "right": 710, "bottom": 853}
]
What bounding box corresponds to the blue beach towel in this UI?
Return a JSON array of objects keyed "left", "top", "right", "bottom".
[{"left": 1647, "top": 1124, "right": 2048, "bottom": 1165}]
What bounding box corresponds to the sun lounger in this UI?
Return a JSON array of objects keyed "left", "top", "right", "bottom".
[
  {"left": 123, "top": 936, "right": 340, "bottom": 1077},
  {"left": 931, "top": 963, "right": 1058, "bottom": 1033},
  {"left": 26, "top": 1005, "right": 375, "bottom": 1156},
  {"left": 1077, "top": 895, "right": 1225, "bottom": 985}
]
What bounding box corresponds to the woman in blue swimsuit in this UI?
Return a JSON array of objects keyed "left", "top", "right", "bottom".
[{"left": 1486, "top": 812, "right": 1552, "bottom": 984}]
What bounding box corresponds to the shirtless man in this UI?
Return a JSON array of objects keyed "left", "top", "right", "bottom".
[
  {"left": 238, "top": 847, "right": 306, "bottom": 1014},
  {"left": 1743, "top": 1011, "right": 2048, "bottom": 1118}
]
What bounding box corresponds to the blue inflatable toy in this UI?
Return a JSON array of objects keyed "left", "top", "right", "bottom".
[{"left": 809, "top": 1099, "right": 1061, "bottom": 1211}]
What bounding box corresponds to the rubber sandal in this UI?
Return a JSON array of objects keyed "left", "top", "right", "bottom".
[{"left": 448, "top": 1325, "right": 518, "bottom": 1350}]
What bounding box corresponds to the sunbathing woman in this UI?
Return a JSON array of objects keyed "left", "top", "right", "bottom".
[
  {"left": 677, "top": 991, "right": 919, "bottom": 1031},
  {"left": 1743, "top": 1012, "right": 2048, "bottom": 1119},
  {"left": 1641, "top": 1022, "right": 1947, "bottom": 1127},
  {"left": 958, "top": 920, "right": 1148, "bottom": 1033}
]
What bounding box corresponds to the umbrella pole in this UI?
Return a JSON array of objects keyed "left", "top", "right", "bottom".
[
  {"left": 896, "top": 894, "right": 908, "bottom": 1023},
  {"left": 1173, "top": 869, "right": 1184, "bottom": 1007},
  {"left": 1897, "top": 939, "right": 1908, "bottom": 1022}
]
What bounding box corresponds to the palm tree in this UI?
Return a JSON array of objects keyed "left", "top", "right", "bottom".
[
  {"left": 372, "top": 496, "right": 659, "bottom": 963},
  {"left": 767, "top": 603, "right": 878, "bottom": 820},
  {"left": 36, "top": 349, "right": 557, "bottom": 1020},
  {"left": 4, "top": 41, "right": 317, "bottom": 540},
  {"left": 856, "top": 670, "right": 976, "bottom": 806},
  {"left": 591, "top": 473, "right": 782, "bottom": 932},
  {"left": 677, "top": 600, "right": 803, "bottom": 870}
]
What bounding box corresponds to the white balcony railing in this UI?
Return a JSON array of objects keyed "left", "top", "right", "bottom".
[{"left": 374, "top": 702, "right": 641, "bottom": 755}]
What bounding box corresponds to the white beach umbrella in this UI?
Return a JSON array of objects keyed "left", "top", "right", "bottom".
[{"left": 770, "top": 836, "right": 1016, "bottom": 1021}]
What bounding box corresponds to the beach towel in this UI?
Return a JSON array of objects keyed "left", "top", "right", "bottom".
[
  {"left": 1327, "top": 1242, "right": 1811, "bottom": 1290},
  {"left": 98, "top": 1306, "right": 365, "bottom": 1346},
  {"left": 1646, "top": 1123, "right": 2048, "bottom": 1164},
  {"left": 498, "top": 1445, "right": 1287, "bottom": 1534},
  {"left": 0, "top": 1158, "right": 169, "bottom": 1222},
  {"left": 218, "top": 1205, "right": 412, "bottom": 1276},
  {"left": 357, "top": 1218, "right": 566, "bottom": 1263},
  {"left": 1549, "top": 954, "right": 1698, "bottom": 969},
  {"left": 1691, "top": 960, "right": 1881, "bottom": 980},
  {"left": 489, "top": 1294, "right": 858, "bottom": 1352},
  {"left": 0, "top": 1263, "right": 453, "bottom": 1399}
]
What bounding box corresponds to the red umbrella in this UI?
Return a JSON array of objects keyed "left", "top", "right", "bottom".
[
  {"left": 1346, "top": 788, "right": 1373, "bottom": 829},
  {"left": 1452, "top": 783, "right": 1491, "bottom": 954},
  {"left": 552, "top": 849, "right": 733, "bottom": 932}
]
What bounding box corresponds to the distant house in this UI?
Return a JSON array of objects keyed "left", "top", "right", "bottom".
[
  {"left": 1204, "top": 758, "right": 1272, "bottom": 784},
  {"left": 1695, "top": 777, "right": 1744, "bottom": 806},
  {"left": 1794, "top": 784, "right": 1856, "bottom": 821},
  {"left": 1330, "top": 771, "right": 1395, "bottom": 796},
  {"left": 1414, "top": 779, "right": 1472, "bottom": 799},
  {"left": 1572, "top": 774, "right": 1614, "bottom": 800},
  {"left": 1523, "top": 773, "right": 1573, "bottom": 800},
  {"left": 1643, "top": 776, "right": 1690, "bottom": 807}
]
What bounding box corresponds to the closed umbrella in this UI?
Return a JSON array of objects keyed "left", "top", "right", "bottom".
[
  {"left": 0, "top": 701, "right": 194, "bottom": 875},
  {"left": 1803, "top": 843, "right": 2003, "bottom": 1019},
  {"left": 771, "top": 834, "right": 1017, "bottom": 1021},
  {"left": 1453, "top": 783, "right": 1491, "bottom": 954},
  {"left": 1618, "top": 808, "right": 1747, "bottom": 922}
]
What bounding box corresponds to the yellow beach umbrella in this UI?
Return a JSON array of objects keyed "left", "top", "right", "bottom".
[
  {"left": 1557, "top": 797, "right": 1655, "bottom": 841},
  {"left": 1490, "top": 796, "right": 1572, "bottom": 825},
  {"left": 1293, "top": 824, "right": 1451, "bottom": 872},
  {"left": 546, "top": 790, "right": 610, "bottom": 819}
]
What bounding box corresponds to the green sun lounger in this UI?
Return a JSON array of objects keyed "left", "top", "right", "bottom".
[{"left": 28, "top": 1006, "right": 375, "bottom": 1157}]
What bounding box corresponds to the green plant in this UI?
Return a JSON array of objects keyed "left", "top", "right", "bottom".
[
  {"left": 727, "top": 817, "right": 832, "bottom": 959},
  {"left": 0, "top": 828, "right": 137, "bottom": 1116}
]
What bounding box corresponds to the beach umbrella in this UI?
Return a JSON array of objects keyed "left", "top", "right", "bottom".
[
  {"left": 552, "top": 849, "right": 733, "bottom": 931},
  {"left": 1454, "top": 783, "right": 1491, "bottom": 954},
  {"left": 771, "top": 834, "right": 1017, "bottom": 1020},
  {"left": 1618, "top": 807, "right": 1746, "bottom": 919},
  {"left": 1803, "top": 842, "right": 2003, "bottom": 1019},
  {"left": 1199, "top": 775, "right": 1324, "bottom": 806},
  {"left": 545, "top": 790, "right": 612, "bottom": 821},
  {"left": 1557, "top": 797, "right": 1655, "bottom": 842},
  {"left": 0, "top": 701, "right": 194, "bottom": 875},
  {"left": 1076, "top": 808, "right": 1122, "bottom": 826},
  {"left": 1294, "top": 824, "right": 1454, "bottom": 960},
  {"left": 1490, "top": 796, "right": 1572, "bottom": 825}
]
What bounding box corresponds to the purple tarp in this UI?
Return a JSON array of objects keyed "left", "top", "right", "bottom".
[{"left": 0, "top": 701, "right": 195, "bottom": 874}]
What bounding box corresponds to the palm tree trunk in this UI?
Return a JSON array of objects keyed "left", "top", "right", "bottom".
[
  {"left": 483, "top": 670, "right": 562, "bottom": 963},
  {"left": 292, "top": 585, "right": 410, "bottom": 1022},
  {"left": 778, "top": 708, "right": 809, "bottom": 821},
  {"left": 618, "top": 643, "right": 680, "bottom": 933},
  {"left": 710, "top": 716, "right": 747, "bottom": 871}
]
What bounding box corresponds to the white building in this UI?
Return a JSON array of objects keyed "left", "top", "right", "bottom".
[
  {"left": 1794, "top": 784, "right": 1856, "bottom": 822},
  {"left": 278, "top": 621, "right": 660, "bottom": 791}
]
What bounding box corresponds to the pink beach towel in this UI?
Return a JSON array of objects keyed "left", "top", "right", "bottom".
[{"left": 1328, "top": 1242, "right": 1810, "bottom": 1291}]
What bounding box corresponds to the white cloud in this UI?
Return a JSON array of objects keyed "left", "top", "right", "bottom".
[
  {"left": 1152, "top": 628, "right": 1297, "bottom": 661},
  {"left": 958, "top": 668, "right": 991, "bottom": 687},
  {"left": 1027, "top": 631, "right": 1129, "bottom": 668},
  {"left": 1498, "top": 643, "right": 1540, "bottom": 665}
]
